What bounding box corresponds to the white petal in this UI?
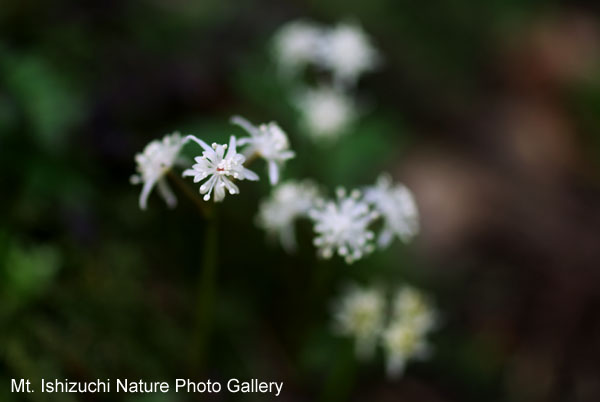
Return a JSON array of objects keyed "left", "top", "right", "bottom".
[
  {"left": 231, "top": 115, "right": 259, "bottom": 137},
  {"left": 222, "top": 178, "right": 239, "bottom": 195},
  {"left": 157, "top": 178, "right": 177, "bottom": 208},
  {"left": 278, "top": 150, "right": 295, "bottom": 160},
  {"left": 241, "top": 145, "right": 257, "bottom": 159},
  {"left": 243, "top": 167, "right": 260, "bottom": 181},
  {"left": 200, "top": 175, "right": 217, "bottom": 195},
  {"left": 184, "top": 135, "right": 213, "bottom": 153},
  {"left": 139, "top": 179, "right": 156, "bottom": 211},
  {"left": 214, "top": 182, "right": 226, "bottom": 201},
  {"left": 378, "top": 227, "right": 394, "bottom": 248},
  {"left": 226, "top": 135, "right": 237, "bottom": 158},
  {"left": 237, "top": 138, "right": 253, "bottom": 146},
  {"left": 268, "top": 161, "right": 279, "bottom": 185},
  {"left": 215, "top": 144, "right": 226, "bottom": 159}
]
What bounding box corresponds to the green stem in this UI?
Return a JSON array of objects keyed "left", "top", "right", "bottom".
[
  {"left": 191, "top": 212, "right": 219, "bottom": 372},
  {"left": 320, "top": 341, "right": 358, "bottom": 402},
  {"left": 171, "top": 151, "right": 257, "bottom": 371},
  {"left": 244, "top": 151, "right": 260, "bottom": 166},
  {"left": 171, "top": 169, "right": 218, "bottom": 372},
  {"left": 168, "top": 170, "right": 211, "bottom": 218}
]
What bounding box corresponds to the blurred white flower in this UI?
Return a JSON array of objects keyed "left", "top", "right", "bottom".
[
  {"left": 272, "top": 20, "right": 324, "bottom": 76},
  {"left": 308, "top": 188, "right": 378, "bottom": 263},
  {"left": 333, "top": 284, "right": 386, "bottom": 359},
  {"left": 130, "top": 132, "right": 185, "bottom": 210},
  {"left": 364, "top": 174, "right": 419, "bottom": 248},
  {"left": 256, "top": 180, "right": 320, "bottom": 252},
  {"left": 296, "top": 86, "right": 355, "bottom": 142},
  {"left": 182, "top": 135, "right": 259, "bottom": 202},
  {"left": 381, "top": 319, "right": 431, "bottom": 378},
  {"left": 320, "top": 22, "right": 381, "bottom": 87},
  {"left": 330, "top": 283, "right": 438, "bottom": 378},
  {"left": 382, "top": 286, "right": 437, "bottom": 378},
  {"left": 231, "top": 116, "right": 295, "bottom": 185},
  {"left": 391, "top": 286, "right": 438, "bottom": 334}
]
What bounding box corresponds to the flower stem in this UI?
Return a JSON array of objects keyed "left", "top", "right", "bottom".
[
  {"left": 320, "top": 340, "right": 357, "bottom": 402},
  {"left": 167, "top": 170, "right": 212, "bottom": 218},
  {"left": 170, "top": 169, "right": 218, "bottom": 371},
  {"left": 191, "top": 211, "right": 219, "bottom": 372},
  {"left": 244, "top": 152, "right": 260, "bottom": 167}
]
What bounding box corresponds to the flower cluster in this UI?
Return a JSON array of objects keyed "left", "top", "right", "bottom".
[
  {"left": 131, "top": 129, "right": 419, "bottom": 266},
  {"left": 272, "top": 20, "right": 324, "bottom": 77},
  {"left": 128, "top": 19, "right": 434, "bottom": 385},
  {"left": 332, "top": 284, "right": 385, "bottom": 359},
  {"left": 364, "top": 174, "right": 420, "bottom": 248},
  {"left": 271, "top": 20, "right": 380, "bottom": 142},
  {"left": 130, "top": 132, "right": 185, "bottom": 210},
  {"left": 130, "top": 116, "right": 294, "bottom": 207},
  {"left": 332, "top": 283, "right": 437, "bottom": 379},
  {"left": 295, "top": 86, "right": 355, "bottom": 142},
  {"left": 272, "top": 20, "right": 381, "bottom": 87},
  {"left": 256, "top": 180, "right": 320, "bottom": 252},
  {"left": 182, "top": 135, "right": 259, "bottom": 202},
  {"left": 320, "top": 22, "right": 381, "bottom": 87},
  {"left": 256, "top": 174, "right": 419, "bottom": 264},
  {"left": 309, "top": 188, "right": 378, "bottom": 264},
  {"left": 231, "top": 116, "right": 295, "bottom": 185}
]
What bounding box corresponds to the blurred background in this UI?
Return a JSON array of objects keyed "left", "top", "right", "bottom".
[{"left": 2, "top": 0, "right": 600, "bottom": 401}]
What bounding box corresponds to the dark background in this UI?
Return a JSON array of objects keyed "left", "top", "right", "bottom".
[{"left": 2, "top": 0, "right": 600, "bottom": 401}]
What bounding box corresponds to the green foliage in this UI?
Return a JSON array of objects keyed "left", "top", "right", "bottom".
[
  {"left": 1, "top": 53, "right": 85, "bottom": 153},
  {"left": 0, "top": 236, "right": 61, "bottom": 317}
]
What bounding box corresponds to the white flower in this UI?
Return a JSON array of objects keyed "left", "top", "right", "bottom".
[
  {"left": 391, "top": 286, "right": 438, "bottom": 334},
  {"left": 231, "top": 116, "right": 295, "bottom": 185},
  {"left": 130, "top": 132, "right": 185, "bottom": 210},
  {"left": 296, "top": 86, "right": 356, "bottom": 142},
  {"left": 382, "top": 286, "right": 437, "bottom": 378},
  {"left": 320, "top": 22, "right": 380, "bottom": 87},
  {"left": 329, "top": 282, "right": 438, "bottom": 377},
  {"left": 381, "top": 319, "right": 431, "bottom": 378},
  {"left": 332, "top": 284, "right": 385, "bottom": 359},
  {"left": 364, "top": 174, "right": 419, "bottom": 248},
  {"left": 308, "top": 188, "right": 378, "bottom": 263},
  {"left": 272, "top": 20, "right": 324, "bottom": 76},
  {"left": 182, "top": 135, "right": 259, "bottom": 202},
  {"left": 256, "top": 180, "right": 320, "bottom": 252}
]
